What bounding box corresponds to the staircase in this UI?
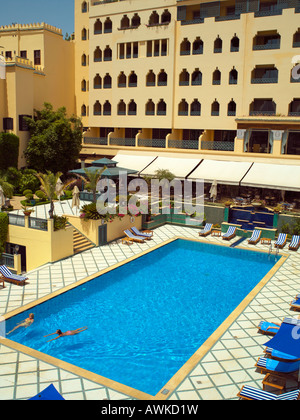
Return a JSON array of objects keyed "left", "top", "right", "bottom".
[{"left": 69, "top": 224, "right": 95, "bottom": 254}]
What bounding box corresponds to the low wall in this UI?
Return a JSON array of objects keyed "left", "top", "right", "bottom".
[
  {"left": 8, "top": 218, "right": 74, "bottom": 272},
  {"left": 66, "top": 214, "right": 142, "bottom": 245}
]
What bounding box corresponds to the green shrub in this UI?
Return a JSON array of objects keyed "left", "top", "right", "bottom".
[
  {"left": 0, "top": 133, "right": 19, "bottom": 170},
  {"left": 53, "top": 215, "right": 68, "bottom": 231},
  {"left": 0, "top": 212, "right": 9, "bottom": 255},
  {"left": 35, "top": 190, "right": 47, "bottom": 201},
  {"left": 23, "top": 189, "right": 33, "bottom": 196}
]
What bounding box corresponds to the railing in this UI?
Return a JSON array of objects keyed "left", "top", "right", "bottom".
[
  {"left": 181, "top": 18, "right": 204, "bottom": 25},
  {"left": 249, "top": 111, "right": 276, "bottom": 116},
  {"left": 8, "top": 214, "right": 25, "bottom": 227},
  {"left": 251, "top": 77, "right": 278, "bottom": 84},
  {"left": 110, "top": 137, "right": 135, "bottom": 146},
  {"left": 168, "top": 139, "right": 199, "bottom": 150},
  {"left": 29, "top": 217, "right": 48, "bottom": 231},
  {"left": 201, "top": 141, "right": 235, "bottom": 151},
  {"left": 83, "top": 137, "right": 108, "bottom": 145},
  {"left": 215, "top": 14, "right": 241, "bottom": 21},
  {"left": 254, "top": 9, "right": 282, "bottom": 17},
  {"left": 253, "top": 42, "right": 280, "bottom": 50},
  {"left": 0, "top": 253, "right": 14, "bottom": 269},
  {"left": 138, "top": 138, "right": 166, "bottom": 148}
]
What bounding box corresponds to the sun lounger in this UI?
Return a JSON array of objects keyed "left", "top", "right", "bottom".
[
  {"left": 248, "top": 229, "right": 262, "bottom": 245},
  {"left": 131, "top": 227, "right": 153, "bottom": 239},
  {"left": 0, "top": 265, "right": 28, "bottom": 286},
  {"left": 124, "top": 229, "right": 145, "bottom": 243},
  {"left": 274, "top": 233, "right": 287, "bottom": 249},
  {"left": 29, "top": 384, "right": 65, "bottom": 400},
  {"left": 290, "top": 297, "right": 300, "bottom": 311},
  {"left": 257, "top": 321, "right": 280, "bottom": 336},
  {"left": 199, "top": 223, "right": 213, "bottom": 237},
  {"left": 264, "top": 347, "right": 300, "bottom": 362},
  {"left": 255, "top": 356, "right": 300, "bottom": 375},
  {"left": 237, "top": 385, "right": 300, "bottom": 401},
  {"left": 222, "top": 226, "right": 237, "bottom": 240},
  {"left": 289, "top": 235, "right": 300, "bottom": 251}
]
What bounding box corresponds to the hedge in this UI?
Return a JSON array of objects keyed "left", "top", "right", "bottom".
[
  {"left": 0, "top": 133, "right": 19, "bottom": 170},
  {"left": 0, "top": 212, "right": 9, "bottom": 255}
]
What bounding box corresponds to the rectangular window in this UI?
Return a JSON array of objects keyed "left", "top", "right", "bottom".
[
  {"left": 20, "top": 50, "right": 27, "bottom": 58},
  {"left": 5, "top": 51, "right": 12, "bottom": 59},
  {"left": 34, "top": 50, "right": 41, "bottom": 65}
]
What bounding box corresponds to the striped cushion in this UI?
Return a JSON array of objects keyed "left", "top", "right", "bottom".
[
  {"left": 239, "top": 385, "right": 277, "bottom": 400},
  {"left": 277, "top": 390, "right": 300, "bottom": 400},
  {"left": 0, "top": 265, "right": 27, "bottom": 281}
]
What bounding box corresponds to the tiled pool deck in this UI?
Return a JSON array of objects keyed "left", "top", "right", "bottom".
[{"left": 0, "top": 222, "right": 300, "bottom": 400}]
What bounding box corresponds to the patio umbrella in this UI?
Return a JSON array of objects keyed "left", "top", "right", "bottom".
[
  {"left": 72, "top": 185, "right": 80, "bottom": 215},
  {"left": 209, "top": 180, "right": 218, "bottom": 202},
  {"left": 56, "top": 178, "right": 63, "bottom": 201},
  {"left": 0, "top": 186, "right": 5, "bottom": 210}
]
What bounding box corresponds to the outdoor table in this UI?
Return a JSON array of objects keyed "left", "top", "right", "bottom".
[
  {"left": 262, "top": 373, "right": 286, "bottom": 394},
  {"left": 212, "top": 230, "right": 222, "bottom": 237},
  {"left": 261, "top": 238, "right": 272, "bottom": 245}
]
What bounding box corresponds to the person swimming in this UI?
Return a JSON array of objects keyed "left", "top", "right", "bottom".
[
  {"left": 44, "top": 327, "right": 88, "bottom": 342},
  {"left": 7, "top": 313, "right": 34, "bottom": 335}
]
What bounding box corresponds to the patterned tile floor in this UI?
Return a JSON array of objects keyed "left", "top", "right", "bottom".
[{"left": 1, "top": 220, "right": 300, "bottom": 400}]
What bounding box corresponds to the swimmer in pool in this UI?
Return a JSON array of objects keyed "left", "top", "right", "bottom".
[
  {"left": 7, "top": 313, "right": 34, "bottom": 335},
  {"left": 44, "top": 327, "right": 88, "bottom": 342}
]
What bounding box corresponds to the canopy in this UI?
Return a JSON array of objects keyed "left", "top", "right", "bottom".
[
  {"left": 113, "top": 153, "right": 157, "bottom": 173},
  {"left": 188, "top": 160, "right": 253, "bottom": 185},
  {"left": 69, "top": 166, "right": 138, "bottom": 178},
  {"left": 264, "top": 318, "right": 300, "bottom": 359},
  {"left": 241, "top": 163, "right": 300, "bottom": 192},
  {"left": 140, "top": 156, "right": 201, "bottom": 179}
]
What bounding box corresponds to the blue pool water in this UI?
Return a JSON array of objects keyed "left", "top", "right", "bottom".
[{"left": 6, "top": 240, "right": 278, "bottom": 396}]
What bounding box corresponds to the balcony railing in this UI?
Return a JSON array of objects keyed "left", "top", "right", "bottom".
[
  {"left": 253, "top": 42, "right": 280, "bottom": 50},
  {"left": 29, "top": 217, "right": 48, "bottom": 231},
  {"left": 251, "top": 77, "right": 278, "bottom": 84},
  {"left": 168, "top": 139, "right": 199, "bottom": 150},
  {"left": 138, "top": 138, "right": 166, "bottom": 148},
  {"left": 201, "top": 141, "right": 234, "bottom": 151},
  {"left": 110, "top": 138, "right": 135, "bottom": 146},
  {"left": 249, "top": 110, "right": 276, "bottom": 116},
  {"left": 83, "top": 137, "right": 108, "bottom": 145},
  {"left": 8, "top": 214, "right": 25, "bottom": 227},
  {"left": 254, "top": 9, "right": 282, "bottom": 17},
  {"left": 181, "top": 18, "right": 204, "bottom": 26}
]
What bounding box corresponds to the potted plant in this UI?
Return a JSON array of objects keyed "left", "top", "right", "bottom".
[{"left": 21, "top": 205, "right": 34, "bottom": 216}]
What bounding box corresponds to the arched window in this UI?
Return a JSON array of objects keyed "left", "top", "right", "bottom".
[
  {"left": 157, "top": 100, "right": 167, "bottom": 115},
  {"left": 81, "top": 79, "right": 87, "bottom": 92},
  {"left": 229, "top": 69, "right": 238, "bottom": 85},
  {"left": 146, "top": 70, "right": 156, "bottom": 86},
  {"left": 118, "top": 100, "right": 126, "bottom": 115},
  {"left": 250, "top": 99, "right": 276, "bottom": 116},
  {"left": 94, "top": 19, "right": 102, "bottom": 35},
  {"left": 191, "top": 100, "right": 201, "bottom": 116},
  {"left": 104, "top": 18, "right": 112, "bottom": 33},
  {"left": 118, "top": 72, "right": 126, "bottom": 88},
  {"left": 228, "top": 100, "right": 236, "bottom": 116},
  {"left": 146, "top": 100, "right": 155, "bottom": 115},
  {"left": 103, "top": 74, "right": 112, "bottom": 89},
  {"left": 94, "top": 101, "right": 102, "bottom": 116},
  {"left": 81, "top": 104, "right": 87, "bottom": 116},
  {"left": 82, "top": 28, "right": 87, "bottom": 41},
  {"left": 179, "top": 69, "right": 189, "bottom": 86},
  {"left": 149, "top": 11, "right": 159, "bottom": 26},
  {"left": 121, "top": 15, "right": 130, "bottom": 29},
  {"left": 212, "top": 69, "right": 221, "bottom": 85},
  {"left": 128, "top": 100, "right": 137, "bottom": 115},
  {"left": 178, "top": 99, "right": 189, "bottom": 116},
  {"left": 82, "top": 2, "right": 88, "bottom": 13},
  {"left": 214, "top": 37, "right": 222, "bottom": 53},
  {"left": 129, "top": 72, "right": 138, "bottom": 87},
  {"left": 158, "top": 70, "right": 168, "bottom": 86},
  {"left": 180, "top": 38, "right": 191, "bottom": 55},
  {"left": 94, "top": 47, "right": 102, "bottom": 62},
  {"left": 94, "top": 74, "right": 102, "bottom": 89},
  {"left": 211, "top": 101, "right": 220, "bottom": 116},
  {"left": 161, "top": 9, "right": 171, "bottom": 24},
  {"left": 104, "top": 46, "right": 112, "bottom": 61},
  {"left": 193, "top": 37, "right": 203, "bottom": 55},
  {"left": 289, "top": 98, "right": 300, "bottom": 116},
  {"left": 191, "top": 69, "right": 202, "bottom": 86},
  {"left": 132, "top": 14, "right": 141, "bottom": 28},
  {"left": 81, "top": 54, "right": 87, "bottom": 66},
  {"left": 231, "top": 36, "right": 240, "bottom": 52},
  {"left": 103, "top": 101, "right": 111, "bottom": 115}
]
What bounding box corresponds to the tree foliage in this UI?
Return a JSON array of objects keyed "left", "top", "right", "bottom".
[
  {"left": 24, "top": 103, "right": 82, "bottom": 174},
  {"left": 0, "top": 133, "right": 19, "bottom": 170}
]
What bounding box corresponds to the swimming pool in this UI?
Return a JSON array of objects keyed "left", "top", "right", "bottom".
[{"left": 6, "top": 239, "right": 278, "bottom": 397}]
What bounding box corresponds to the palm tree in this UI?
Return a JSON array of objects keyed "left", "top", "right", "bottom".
[
  {"left": 36, "top": 171, "right": 74, "bottom": 218},
  {"left": 76, "top": 167, "right": 107, "bottom": 202}
]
